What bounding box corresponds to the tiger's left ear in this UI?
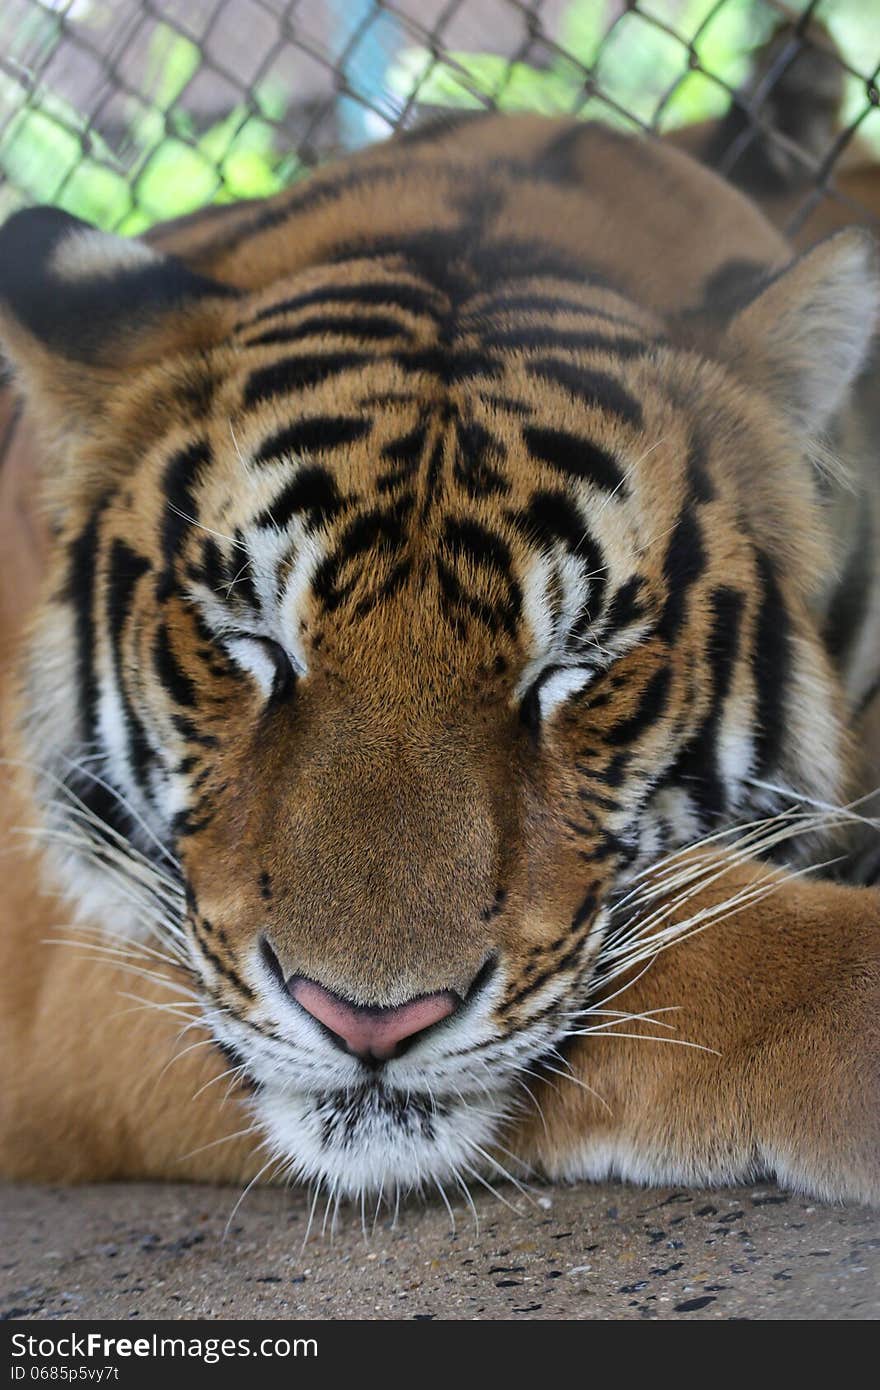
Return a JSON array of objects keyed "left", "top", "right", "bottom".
[
  {"left": 724, "top": 228, "right": 880, "bottom": 436},
  {"left": 0, "top": 206, "right": 236, "bottom": 419}
]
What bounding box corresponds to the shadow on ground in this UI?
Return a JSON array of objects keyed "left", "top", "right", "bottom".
[{"left": 2, "top": 1181, "right": 878, "bottom": 1320}]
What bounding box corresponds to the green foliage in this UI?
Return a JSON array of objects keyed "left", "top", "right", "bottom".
[
  {"left": 387, "top": 0, "right": 880, "bottom": 151},
  {"left": 0, "top": 18, "right": 306, "bottom": 231},
  {"left": 824, "top": 0, "right": 880, "bottom": 155},
  {"left": 386, "top": 0, "right": 768, "bottom": 129},
  {"left": 0, "top": 0, "right": 877, "bottom": 234}
]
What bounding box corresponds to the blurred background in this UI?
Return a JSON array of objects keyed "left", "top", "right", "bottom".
[{"left": 0, "top": 0, "right": 877, "bottom": 237}]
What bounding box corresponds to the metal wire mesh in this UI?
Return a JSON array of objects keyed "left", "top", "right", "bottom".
[{"left": 0, "top": 1, "right": 878, "bottom": 239}]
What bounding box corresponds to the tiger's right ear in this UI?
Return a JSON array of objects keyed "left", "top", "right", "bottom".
[
  {"left": 722, "top": 228, "right": 880, "bottom": 438},
  {"left": 0, "top": 206, "right": 236, "bottom": 426}
]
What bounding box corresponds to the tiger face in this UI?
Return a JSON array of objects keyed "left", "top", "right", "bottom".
[{"left": 1, "top": 116, "right": 876, "bottom": 1198}]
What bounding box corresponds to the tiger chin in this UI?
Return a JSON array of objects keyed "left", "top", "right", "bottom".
[{"left": 0, "top": 113, "right": 878, "bottom": 1208}]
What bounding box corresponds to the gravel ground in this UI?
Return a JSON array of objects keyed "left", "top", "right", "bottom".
[{"left": 2, "top": 1181, "right": 878, "bottom": 1321}]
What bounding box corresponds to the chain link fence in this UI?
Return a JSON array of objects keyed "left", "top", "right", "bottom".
[{"left": 0, "top": 1, "right": 878, "bottom": 240}]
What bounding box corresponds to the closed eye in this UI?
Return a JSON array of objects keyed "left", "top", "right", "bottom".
[
  {"left": 520, "top": 664, "right": 595, "bottom": 737},
  {"left": 225, "top": 634, "right": 297, "bottom": 702}
]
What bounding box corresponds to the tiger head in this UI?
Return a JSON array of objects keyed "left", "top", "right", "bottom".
[{"left": 1, "top": 118, "right": 877, "bottom": 1197}]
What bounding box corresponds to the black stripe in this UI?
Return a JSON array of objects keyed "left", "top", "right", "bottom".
[
  {"left": 157, "top": 440, "right": 211, "bottom": 601},
  {"left": 377, "top": 424, "right": 427, "bottom": 492},
  {"left": 436, "top": 559, "right": 519, "bottom": 639},
  {"left": 62, "top": 765, "right": 178, "bottom": 878},
  {"left": 511, "top": 490, "right": 607, "bottom": 619},
  {"left": 172, "top": 801, "right": 216, "bottom": 839},
  {"left": 65, "top": 497, "right": 111, "bottom": 744},
  {"left": 106, "top": 539, "right": 154, "bottom": 789},
  {"left": 703, "top": 588, "right": 745, "bottom": 748},
  {"left": 503, "top": 932, "right": 587, "bottom": 1010},
  {"left": 537, "top": 120, "right": 648, "bottom": 184},
  {"left": 421, "top": 432, "right": 445, "bottom": 516},
  {"left": 243, "top": 353, "right": 368, "bottom": 408},
  {"left": 396, "top": 348, "right": 501, "bottom": 384},
  {"left": 666, "top": 586, "right": 744, "bottom": 822},
  {"left": 685, "top": 427, "right": 715, "bottom": 503},
  {"left": 154, "top": 622, "right": 198, "bottom": 708},
  {"left": 569, "top": 889, "right": 597, "bottom": 934},
  {"left": 657, "top": 506, "right": 706, "bottom": 643},
  {"left": 175, "top": 367, "right": 217, "bottom": 419},
  {"left": 108, "top": 539, "right": 150, "bottom": 647},
  {"left": 354, "top": 558, "right": 412, "bottom": 615},
  {"left": 523, "top": 425, "right": 625, "bottom": 492},
  {"left": 699, "top": 257, "right": 772, "bottom": 317},
  {"left": 312, "top": 496, "right": 414, "bottom": 610},
  {"left": 453, "top": 418, "right": 509, "bottom": 500},
  {"left": 193, "top": 160, "right": 591, "bottom": 290},
  {"left": 536, "top": 120, "right": 594, "bottom": 181},
  {"left": 243, "top": 312, "right": 409, "bottom": 349},
  {"left": 525, "top": 358, "right": 643, "bottom": 428},
  {"left": 107, "top": 540, "right": 151, "bottom": 647},
  {"left": 257, "top": 465, "right": 345, "bottom": 533},
  {"left": 212, "top": 1037, "right": 252, "bottom": 1083},
  {"left": 226, "top": 529, "right": 260, "bottom": 611},
  {"left": 196, "top": 162, "right": 457, "bottom": 266},
  {"left": 191, "top": 933, "right": 255, "bottom": 1000},
  {"left": 381, "top": 425, "right": 427, "bottom": 469},
  {"left": 752, "top": 552, "right": 790, "bottom": 773},
  {"left": 476, "top": 393, "right": 533, "bottom": 418},
  {"left": 191, "top": 536, "right": 224, "bottom": 593},
  {"left": 603, "top": 576, "right": 647, "bottom": 639},
  {"left": 63, "top": 769, "right": 137, "bottom": 858},
  {"left": 173, "top": 713, "right": 218, "bottom": 748},
  {"left": 595, "top": 751, "right": 630, "bottom": 788},
  {"left": 512, "top": 489, "right": 586, "bottom": 552},
  {"left": 254, "top": 416, "right": 370, "bottom": 466},
  {"left": 605, "top": 666, "right": 671, "bottom": 747},
  {"left": 327, "top": 229, "right": 589, "bottom": 302},
  {"left": 442, "top": 516, "right": 513, "bottom": 580},
  {"left": 468, "top": 239, "right": 607, "bottom": 294},
  {"left": 246, "top": 280, "right": 444, "bottom": 328},
  {"left": 577, "top": 787, "right": 621, "bottom": 813},
  {"left": 519, "top": 676, "right": 544, "bottom": 742}
]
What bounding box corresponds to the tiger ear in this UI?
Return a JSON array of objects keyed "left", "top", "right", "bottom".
[
  {"left": 724, "top": 229, "right": 880, "bottom": 437},
  {"left": 0, "top": 206, "right": 235, "bottom": 422}
]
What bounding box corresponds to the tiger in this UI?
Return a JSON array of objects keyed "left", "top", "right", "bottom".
[{"left": 1, "top": 107, "right": 879, "bottom": 1207}]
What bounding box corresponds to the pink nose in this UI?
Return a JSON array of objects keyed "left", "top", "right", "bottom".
[{"left": 290, "top": 977, "right": 458, "bottom": 1061}]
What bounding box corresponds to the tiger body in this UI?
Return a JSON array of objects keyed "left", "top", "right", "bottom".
[{"left": 0, "top": 114, "right": 878, "bottom": 1202}]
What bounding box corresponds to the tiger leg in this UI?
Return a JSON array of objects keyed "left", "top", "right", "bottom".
[
  {"left": 512, "top": 860, "right": 880, "bottom": 1205},
  {"left": 0, "top": 895, "right": 260, "bottom": 1185}
]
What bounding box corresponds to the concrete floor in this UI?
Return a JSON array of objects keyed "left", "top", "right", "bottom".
[{"left": 2, "top": 1180, "right": 878, "bottom": 1320}]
